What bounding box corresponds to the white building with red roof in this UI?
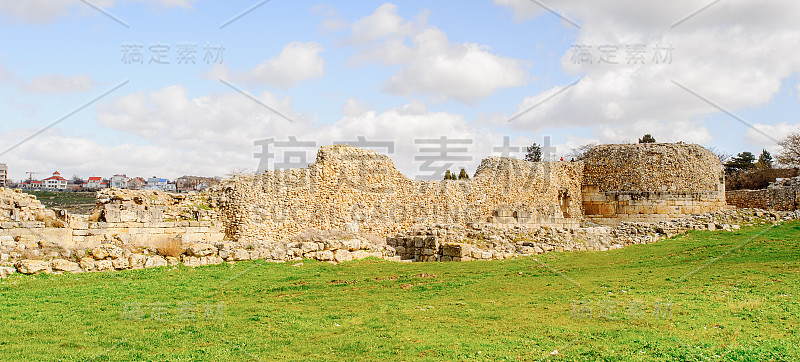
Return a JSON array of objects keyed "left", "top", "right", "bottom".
[
  {"left": 43, "top": 171, "right": 68, "bottom": 190},
  {"left": 86, "top": 177, "right": 103, "bottom": 190}
]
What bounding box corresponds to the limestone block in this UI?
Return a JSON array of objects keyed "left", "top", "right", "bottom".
[
  {"left": 186, "top": 243, "right": 216, "bottom": 257},
  {"left": 95, "top": 260, "right": 114, "bottom": 272},
  {"left": 333, "top": 249, "right": 352, "bottom": 263},
  {"left": 0, "top": 266, "right": 15, "bottom": 278},
  {"left": 15, "top": 260, "right": 50, "bottom": 274},
  {"left": 182, "top": 256, "right": 202, "bottom": 267},
  {"left": 203, "top": 256, "right": 224, "bottom": 265},
  {"left": 341, "top": 239, "right": 361, "bottom": 251},
  {"left": 145, "top": 255, "right": 168, "bottom": 268},
  {"left": 300, "top": 242, "right": 318, "bottom": 252},
  {"left": 112, "top": 257, "right": 130, "bottom": 270},
  {"left": 317, "top": 250, "right": 334, "bottom": 261},
  {"left": 51, "top": 259, "right": 81, "bottom": 273},
  {"left": 129, "top": 254, "right": 147, "bottom": 269},
  {"left": 228, "top": 249, "right": 250, "bottom": 261},
  {"left": 79, "top": 257, "right": 96, "bottom": 272}
]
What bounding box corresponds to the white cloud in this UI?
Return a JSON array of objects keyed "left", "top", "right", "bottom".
[
  {"left": 3, "top": 84, "right": 542, "bottom": 181},
  {"left": 594, "top": 120, "right": 713, "bottom": 145},
  {"left": 345, "top": 3, "right": 530, "bottom": 103},
  {"left": 321, "top": 18, "right": 348, "bottom": 33},
  {"left": 342, "top": 98, "right": 369, "bottom": 117},
  {"left": 207, "top": 42, "right": 325, "bottom": 89},
  {"left": 22, "top": 74, "right": 97, "bottom": 94},
  {"left": 493, "top": 0, "right": 800, "bottom": 145},
  {"left": 349, "top": 3, "right": 419, "bottom": 44},
  {"left": 0, "top": 0, "right": 194, "bottom": 24},
  {"left": 311, "top": 3, "right": 348, "bottom": 32},
  {"left": 744, "top": 122, "right": 799, "bottom": 147}
]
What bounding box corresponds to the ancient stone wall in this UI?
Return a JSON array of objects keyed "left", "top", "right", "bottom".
[
  {"left": 0, "top": 189, "right": 224, "bottom": 266},
  {"left": 581, "top": 143, "right": 726, "bottom": 224},
  {"left": 726, "top": 176, "right": 799, "bottom": 211},
  {"left": 0, "top": 188, "right": 56, "bottom": 224},
  {"left": 213, "top": 145, "right": 584, "bottom": 244},
  {"left": 387, "top": 208, "right": 799, "bottom": 263}
]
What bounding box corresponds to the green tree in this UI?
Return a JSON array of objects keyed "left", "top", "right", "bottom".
[
  {"left": 457, "top": 168, "right": 469, "bottom": 180},
  {"left": 638, "top": 134, "right": 656, "bottom": 143},
  {"left": 444, "top": 170, "right": 452, "bottom": 180},
  {"left": 756, "top": 149, "right": 773, "bottom": 170},
  {"left": 524, "top": 143, "right": 542, "bottom": 162},
  {"left": 725, "top": 151, "right": 756, "bottom": 174}
]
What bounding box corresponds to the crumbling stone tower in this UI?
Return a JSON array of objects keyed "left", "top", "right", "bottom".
[{"left": 581, "top": 143, "right": 726, "bottom": 224}]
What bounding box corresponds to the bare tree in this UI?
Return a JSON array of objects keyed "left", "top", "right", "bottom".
[
  {"left": 568, "top": 143, "right": 597, "bottom": 161},
  {"left": 707, "top": 147, "right": 733, "bottom": 164},
  {"left": 777, "top": 131, "right": 800, "bottom": 168},
  {"left": 226, "top": 167, "right": 255, "bottom": 179}
]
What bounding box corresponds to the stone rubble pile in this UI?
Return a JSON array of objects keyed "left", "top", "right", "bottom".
[
  {"left": 0, "top": 188, "right": 57, "bottom": 225},
  {"left": 389, "top": 208, "right": 800, "bottom": 262},
  {"left": 1, "top": 230, "right": 398, "bottom": 276},
  {"left": 95, "top": 188, "right": 218, "bottom": 223}
]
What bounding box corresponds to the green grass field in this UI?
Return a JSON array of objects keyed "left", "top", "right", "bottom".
[
  {"left": 1, "top": 221, "right": 799, "bottom": 361},
  {"left": 21, "top": 191, "right": 97, "bottom": 215}
]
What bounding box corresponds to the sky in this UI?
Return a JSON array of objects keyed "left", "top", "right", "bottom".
[{"left": 0, "top": 0, "right": 798, "bottom": 182}]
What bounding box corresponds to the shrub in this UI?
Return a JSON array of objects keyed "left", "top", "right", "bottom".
[
  {"left": 725, "top": 168, "right": 798, "bottom": 190},
  {"left": 35, "top": 213, "right": 65, "bottom": 228},
  {"left": 157, "top": 237, "right": 186, "bottom": 258}
]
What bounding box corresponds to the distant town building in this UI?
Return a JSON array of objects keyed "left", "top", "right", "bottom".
[
  {"left": 0, "top": 163, "right": 7, "bottom": 187},
  {"left": 24, "top": 180, "right": 43, "bottom": 189},
  {"left": 85, "top": 177, "right": 103, "bottom": 190},
  {"left": 43, "top": 171, "right": 68, "bottom": 190},
  {"left": 144, "top": 177, "right": 167, "bottom": 191},
  {"left": 126, "top": 177, "right": 147, "bottom": 190},
  {"left": 177, "top": 175, "right": 220, "bottom": 192},
  {"left": 110, "top": 174, "right": 129, "bottom": 189}
]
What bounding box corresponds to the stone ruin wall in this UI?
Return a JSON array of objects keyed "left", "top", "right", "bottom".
[
  {"left": 726, "top": 176, "right": 800, "bottom": 211},
  {"left": 0, "top": 188, "right": 224, "bottom": 264},
  {"left": 581, "top": 143, "right": 727, "bottom": 225},
  {"left": 1, "top": 142, "right": 751, "bottom": 275},
  {"left": 213, "top": 145, "right": 585, "bottom": 244}
]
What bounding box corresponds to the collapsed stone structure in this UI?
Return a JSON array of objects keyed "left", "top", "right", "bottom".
[
  {"left": 214, "top": 145, "right": 584, "bottom": 244},
  {"left": 581, "top": 143, "right": 727, "bottom": 224},
  {"left": 0, "top": 142, "right": 748, "bottom": 276},
  {"left": 214, "top": 143, "right": 727, "bottom": 243},
  {"left": 726, "top": 176, "right": 800, "bottom": 211}
]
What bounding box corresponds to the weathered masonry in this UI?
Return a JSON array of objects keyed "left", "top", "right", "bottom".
[
  {"left": 726, "top": 176, "right": 800, "bottom": 211},
  {"left": 214, "top": 143, "right": 730, "bottom": 242},
  {"left": 581, "top": 143, "right": 727, "bottom": 225},
  {"left": 214, "top": 145, "right": 584, "bottom": 243}
]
